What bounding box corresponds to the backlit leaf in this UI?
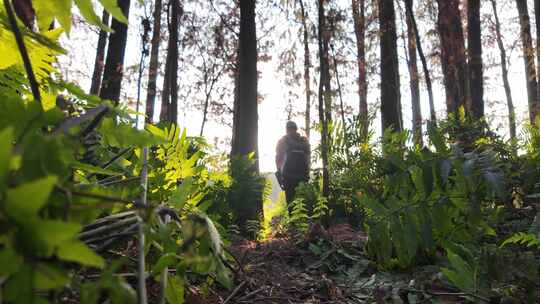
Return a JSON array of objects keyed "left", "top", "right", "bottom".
[
  {"left": 57, "top": 240, "right": 105, "bottom": 268},
  {"left": 165, "top": 275, "right": 185, "bottom": 304},
  {"left": 5, "top": 176, "right": 58, "bottom": 222}
]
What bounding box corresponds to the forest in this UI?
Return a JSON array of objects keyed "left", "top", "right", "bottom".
[{"left": 1, "top": 0, "right": 540, "bottom": 303}]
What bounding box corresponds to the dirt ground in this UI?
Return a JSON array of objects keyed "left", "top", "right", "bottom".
[{"left": 184, "top": 224, "right": 495, "bottom": 304}]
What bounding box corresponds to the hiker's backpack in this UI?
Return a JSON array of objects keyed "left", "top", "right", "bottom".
[{"left": 282, "top": 136, "right": 309, "bottom": 181}]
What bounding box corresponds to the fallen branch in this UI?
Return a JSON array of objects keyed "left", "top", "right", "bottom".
[
  {"left": 405, "top": 288, "right": 490, "bottom": 303},
  {"left": 236, "top": 286, "right": 266, "bottom": 302},
  {"left": 52, "top": 104, "right": 109, "bottom": 136},
  {"left": 223, "top": 280, "right": 247, "bottom": 304},
  {"left": 95, "top": 223, "right": 141, "bottom": 252}
]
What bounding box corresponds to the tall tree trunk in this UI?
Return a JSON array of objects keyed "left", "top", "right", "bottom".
[
  {"left": 352, "top": 0, "right": 368, "bottom": 137},
  {"left": 467, "top": 0, "right": 484, "bottom": 119},
  {"left": 145, "top": 0, "right": 162, "bottom": 123},
  {"left": 405, "top": 0, "right": 436, "bottom": 123},
  {"left": 230, "top": 0, "right": 260, "bottom": 235},
  {"left": 299, "top": 0, "right": 311, "bottom": 139},
  {"left": 90, "top": 10, "right": 109, "bottom": 96},
  {"left": 100, "top": 0, "right": 131, "bottom": 105},
  {"left": 318, "top": 0, "right": 331, "bottom": 197},
  {"left": 331, "top": 45, "right": 347, "bottom": 130},
  {"left": 404, "top": 0, "right": 422, "bottom": 145},
  {"left": 13, "top": 0, "right": 34, "bottom": 29},
  {"left": 435, "top": 0, "right": 469, "bottom": 116},
  {"left": 516, "top": 0, "right": 539, "bottom": 122},
  {"left": 160, "top": 49, "right": 170, "bottom": 122},
  {"left": 534, "top": 0, "right": 540, "bottom": 121},
  {"left": 160, "top": 0, "right": 181, "bottom": 123},
  {"left": 169, "top": 0, "right": 180, "bottom": 123},
  {"left": 231, "top": 0, "right": 259, "bottom": 170},
  {"left": 491, "top": 0, "right": 516, "bottom": 140},
  {"left": 379, "top": 0, "right": 402, "bottom": 132}
]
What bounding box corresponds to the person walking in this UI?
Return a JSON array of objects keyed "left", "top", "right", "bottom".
[{"left": 275, "top": 121, "right": 311, "bottom": 213}]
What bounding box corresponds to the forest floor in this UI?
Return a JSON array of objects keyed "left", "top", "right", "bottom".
[{"left": 184, "top": 224, "right": 496, "bottom": 304}]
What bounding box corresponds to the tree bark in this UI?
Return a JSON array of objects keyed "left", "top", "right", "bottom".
[
  {"left": 491, "top": 0, "right": 516, "bottom": 140},
  {"left": 160, "top": 49, "right": 170, "bottom": 122},
  {"left": 299, "top": 0, "right": 311, "bottom": 139},
  {"left": 160, "top": 0, "right": 181, "bottom": 123},
  {"left": 231, "top": 0, "right": 259, "bottom": 171},
  {"left": 318, "top": 0, "right": 331, "bottom": 197},
  {"left": 12, "top": 0, "right": 34, "bottom": 29},
  {"left": 405, "top": 0, "right": 436, "bottom": 123},
  {"left": 89, "top": 10, "right": 109, "bottom": 96},
  {"left": 379, "top": 0, "right": 402, "bottom": 132},
  {"left": 534, "top": 0, "right": 540, "bottom": 121},
  {"left": 169, "top": 0, "right": 180, "bottom": 123},
  {"left": 404, "top": 0, "right": 422, "bottom": 145},
  {"left": 99, "top": 0, "right": 131, "bottom": 105},
  {"left": 516, "top": 0, "right": 539, "bottom": 122},
  {"left": 352, "top": 0, "right": 368, "bottom": 137},
  {"left": 435, "top": 0, "right": 469, "bottom": 116},
  {"left": 145, "top": 0, "right": 162, "bottom": 123},
  {"left": 467, "top": 0, "right": 484, "bottom": 119}
]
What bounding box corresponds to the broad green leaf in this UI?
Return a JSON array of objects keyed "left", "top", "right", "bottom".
[
  {"left": 169, "top": 177, "right": 193, "bottom": 210},
  {"left": 41, "top": 90, "right": 57, "bottom": 112},
  {"left": 146, "top": 124, "right": 167, "bottom": 139},
  {"left": 4, "top": 265, "right": 32, "bottom": 303},
  {"left": 165, "top": 275, "right": 185, "bottom": 304},
  {"left": 99, "top": 0, "right": 128, "bottom": 23},
  {"left": 0, "top": 248, "right": 23, "bottom": 276},
  {"left": 33, "top": 0, "right": 72, "bottom": 33},
  {"left": 390, "top": 215, "right": 410, "bottom": 267},
  {"left": 5, "top": 176, "right": 58, "bottom": 222},
  {"left": 100, "top": 118, "right": 164, "bottom": 147},
  {"left": 0, "top": 29, "right": 19, "bottom": 68},
  {"left": 151, "top": 253, "right": 180, "bottom": 276},
  {"left": 34, "top": 263, "right": 70, "bottom": 290},
  {"left": 74, "top": 0, "right": 113, "bottom": 31},
  {"left": 0, "top": 127, "right": 13, "bottom": 189},
  {"left": 215, "top": 262, "right": 233, "bottom": 290},
  {"left": 403, "top": 212, "right": 418, "bottom": 261},
  {"left": 441, "top": 250, "right": 475, "bottom": 292},
  {"left": 34, "top": 220, "right": 81, "bottom": 247},
  {"left": 56, "top": 240, "right": 105, "bottom": 268}
]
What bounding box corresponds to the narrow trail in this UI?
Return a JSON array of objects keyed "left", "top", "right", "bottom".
[{"left": 189, "top": 225, "right": 479, "bottom": 304}]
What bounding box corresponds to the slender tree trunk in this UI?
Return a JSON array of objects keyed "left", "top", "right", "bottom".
[
  {"left": 299, "top": 0, "right": 311, "bottom": 139},
  {"left": 100, "top": 0, "right": 131, "bottom": 105},
  {"left": 379, "top": 0, "right": 402, "bottom": 132},
  {"left": 231, "top": 0, "right": 259, "bottom": 171},
  {"left": 352, "top": 0, "right": 368, "bottom": 137},
  {"left": 200, "top": 68, "right": 224, "bottom": 136},
  {"left": 435, "top": 0, "right": 469, "bottom": 116},
  {"left": 160, "top": 0, "right": 181, "bottom": 124},
  {"left": 331, "top": 45, "right": 347, "bottom": 130},
  {"left": 90, "top": 10, "right": 109, "bottom": 96},
  {"left": 405, "top": 0, "right": 436, "bottom": 122},
  {"left": 516, "top": 0, "right": 539, "bottom": 122},
  {"left": 318, "top": 0, "right": 331, "bottom": 197},
  {"left": 145, "top": 0, "right": 162, "bottom": 123},
  {"left": 160, "top": 48, "right": 170, "bottom": 122},
  {"left": 403, "top": 0, "right": 422, "bottom": 145},
  {"left": 491, "top": 0, "right": 516, "bottom": 140},
  {"left": 169, "top": 0, "right": 180, "bottom": 123},
  {"left": 467, "top": 0, "right": 484, "bottom": 119}
]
